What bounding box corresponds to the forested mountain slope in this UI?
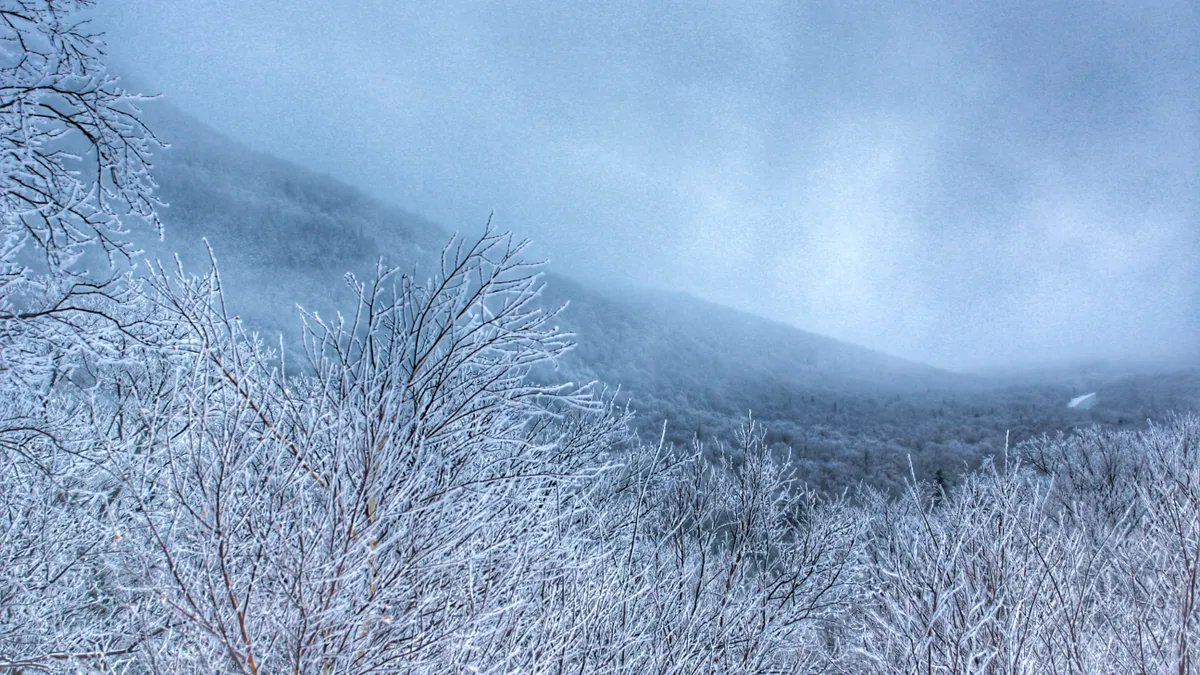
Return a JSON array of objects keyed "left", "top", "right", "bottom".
[
  {"left": 139, "top": 104, "right": 446, "bottom": 342},
  {"left": 136, "top": 103, "right": 1200, "bottom": 492},
  {"left": 143, "top": 104, "right": 955, "bottom": 391},
  {"left": 542, "top": 276, "right": 966, "bottom": 396}
]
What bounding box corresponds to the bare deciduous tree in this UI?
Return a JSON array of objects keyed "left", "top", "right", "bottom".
[{"left": 1, "top": 1, "right": 163, "bottom": 670}]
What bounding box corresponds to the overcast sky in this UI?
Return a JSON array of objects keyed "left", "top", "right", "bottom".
[{"left": 94, "top": 0, "right": 1199, "bottom": 371}]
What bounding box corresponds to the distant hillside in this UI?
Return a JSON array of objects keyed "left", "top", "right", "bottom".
[
  {"left": 138, "top": 103, "right": 960, "bottom": 392},
  {"left": 139, "top": 103, "right": 446, "bottom": 343},
  {"left": 539, "top": 275, "right": 971, "bottom": 426},
  {"left": 546, "top": 277, "right": 965, "bottom": 395},
  {"left": 131, "top": 104, "right": 1200, "bottom": 493}
]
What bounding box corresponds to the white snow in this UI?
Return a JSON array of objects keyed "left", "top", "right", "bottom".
[{"left": 1067, "top": 392, "right": 1098, "bottom": 409}]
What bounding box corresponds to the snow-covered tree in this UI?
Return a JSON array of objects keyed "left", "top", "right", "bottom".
[
  {"left": 93, "top": 229, "right": 633, "bottom": 673},
  {"left": 607, "top": 421, "right": 862, "bottom": 673},
  {"left": 0, "top": 0, "right": 160, "bottom": 264},
  {"left": 0, "top": 1, "right": 163, "bottom": 670}
]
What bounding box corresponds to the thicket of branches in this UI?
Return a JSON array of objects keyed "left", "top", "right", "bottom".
[{"left": 6, "top": 2, "right": 1200, "bottom": 673}]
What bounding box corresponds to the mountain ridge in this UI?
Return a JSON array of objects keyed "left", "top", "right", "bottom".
[{"left": 140, "top": 101, "right": 953, "bottom": 399}]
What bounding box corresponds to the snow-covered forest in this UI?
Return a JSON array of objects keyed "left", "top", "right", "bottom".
[{"left": 5, "top": 2, "right": 1200, "bottom": 673}]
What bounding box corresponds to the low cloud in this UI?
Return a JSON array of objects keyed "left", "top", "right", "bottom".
[{"left": 96, "top": 0, "right": 1200, "bottom": 371}]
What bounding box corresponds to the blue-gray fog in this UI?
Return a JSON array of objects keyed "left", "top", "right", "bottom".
[{"left": 95, "top": 0, "right": 1199, "bottom": 371}]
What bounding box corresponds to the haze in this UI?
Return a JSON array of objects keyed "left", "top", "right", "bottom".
[{"left": 94, "top": 0, "right": 1200, "bottom": 372}]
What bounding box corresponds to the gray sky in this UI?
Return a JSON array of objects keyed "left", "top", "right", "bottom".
[{"left": 95, "top": 0, "right": 1200, "bottom": 371}]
